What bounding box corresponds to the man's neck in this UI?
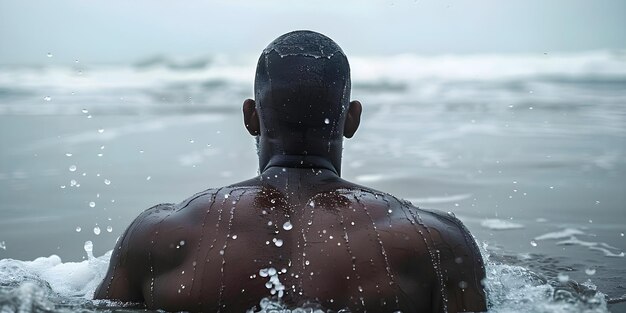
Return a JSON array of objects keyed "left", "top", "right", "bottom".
[
  {"left": 257, "top": 135, "right": 345, "bottom": 175},
  {"left": 261, "top": 154, "right": 340, "bottom": 176}
]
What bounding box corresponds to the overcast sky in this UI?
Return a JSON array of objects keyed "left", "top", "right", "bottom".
[{"left": 1, "top": 0, "right": 624, "bottom": 65}]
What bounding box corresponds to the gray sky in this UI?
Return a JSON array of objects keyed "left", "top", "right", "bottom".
[{"left": 1, "top": 0, "right": 624, "bottom": 65}]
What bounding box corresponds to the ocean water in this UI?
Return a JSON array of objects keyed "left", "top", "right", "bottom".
[{"left": 0, "top": 51, "right": 625, "bottom": 312}]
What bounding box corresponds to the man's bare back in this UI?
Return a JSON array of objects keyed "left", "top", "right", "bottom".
[
  {"left": 95, "top": 166, "right": 485, "bottom": 312},
  {"left": 94, "top": 31, "right": 487, "bottom": 312}
]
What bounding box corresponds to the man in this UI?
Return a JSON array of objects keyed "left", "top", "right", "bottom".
[{"left": 94, "top": 30, "right": 487, "bottom": 313}]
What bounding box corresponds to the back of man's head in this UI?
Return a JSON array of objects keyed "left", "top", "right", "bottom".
[{"left": 254, "top": 31, "right": 351, "bottom": 143}]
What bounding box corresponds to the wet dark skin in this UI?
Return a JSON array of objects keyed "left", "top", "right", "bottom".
[{"left": 94, "top": 31, "right": 487, "bottom": 312}]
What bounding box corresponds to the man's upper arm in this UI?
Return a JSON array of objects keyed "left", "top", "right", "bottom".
[
  {"left": 428, "top": 211, "right": 487, "bottom": 313},
  {"left": 93, "top": 204, "right": 171, "bottom": 302}
]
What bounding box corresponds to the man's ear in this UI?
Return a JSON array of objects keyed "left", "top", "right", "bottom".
[
  {"left": 344, "top": 100, "right": 362, "bottom": 138},
  {"left": 243, "top": 99, "right": 260, "bottom": 136}
]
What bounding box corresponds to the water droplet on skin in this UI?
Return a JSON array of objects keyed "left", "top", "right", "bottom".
[
  {"left": 224, "top": 194, "right": 229, "bottom": 199},
  {"left": 104, "top": 179, "right": 111, "bottom": 185},
  {"left": 82, "top": 109, "right": 88, "bottom": 114},
  {"left": 43, "top": 96, "right": 51, "bottom": 101},
  {"left": 87, "top": 115, "right": 92, "bottom": 119},
  {"left": 621, "top": 233, "right": 624, "bottom": 237},
  {"left": 69, "top": 165, "right": 77, "bottom": 172},
  {"left": 232, "top": 234, "right": 238, "bottom": 239},
  {"left": 106, "top": 226, "right": 113, "bottom": 232},
  {"left": 259, "top": 268, "right": 269, "bottom": 277},
  {"left": 585, "top": 268, "right": 596, "bottom": 275},
  {"left": 70, "top": 179, "right": 77, "bottom": 186},
  {"left": 146, "top": 176, "right": 151, "bottom": 181},
  {"left": 530, "top": 240, "right": 538, "bottom": 247},
  {"left": 65, "top": 153, "right": 73, "bottom": 157},
  {"left": 268, "top": 221, "right": 273, "bottom": 226},
  {"left": 93, "top": 226, "right": 101, "bottom": 235},
  {"left": 89, "top": 201, "right": 96, "bottom": 208},
  {"left": 274, "top": 239, "right": 283, "bottom": 247},
  {"left": 179, "top": 240, "right": 185, "bottom": 246},
  {"left": 189, "top": 139, "right": 194, "bottom": 143},
  {"left": 219, "top": 250, "right": 224, "bottom": 255},
  {"left": 324, "top": 118, "right": 330, "bottom": 124},
  {"left": 283, "top": 221, "right": 293, "bottom": 231},
  {"left": 305, "top": 260, "right": 310, "bottom": 266},
  {"left": 557, "top": 273, "right": 569, "bottom": 283},
  {"left": 75, "top": 226, "right": 81, "bottom": 232},
  {"left": 47, "top": 53, "right": 53, "bottom": 58}
]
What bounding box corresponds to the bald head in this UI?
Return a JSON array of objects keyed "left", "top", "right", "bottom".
[
  {"left": 243, "top": 31, "right": 361, "bottom": 175},
  {"left": 254, "top": 31, "right": 351, "bottom": 140}
]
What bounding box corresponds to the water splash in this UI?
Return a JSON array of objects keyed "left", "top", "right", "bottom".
[
  {"left": 483, "top": 244, "right": 610, "bottom": 313},
  {"left": 0, "top": 237, "right": 617, "bottom": 313}
]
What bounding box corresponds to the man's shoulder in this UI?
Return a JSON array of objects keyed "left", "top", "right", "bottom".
[
  {"left": 134, "top": 184, "right": 264, "bottom": 226},
  {"left": 399, "top": 205, "right": 487, "bottom": 311},
  {"left": 120, "top": 203, "right": 177, "bottom": 247},
  {"left": 404, "top": 204, "right": 482, "bottom": 256},
  {"left": 415, "top": 207, "right": 471, "bottom": 232}
]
